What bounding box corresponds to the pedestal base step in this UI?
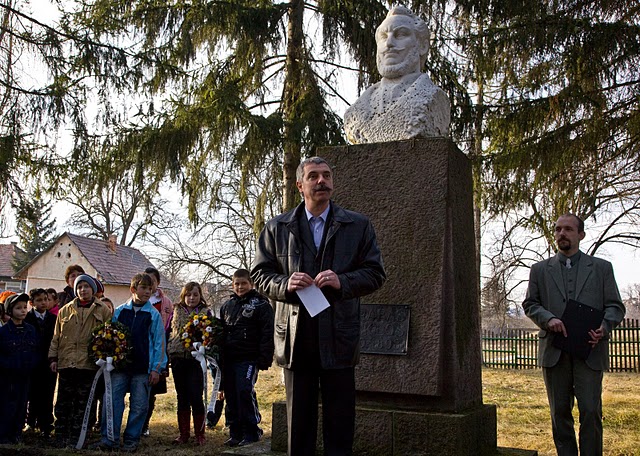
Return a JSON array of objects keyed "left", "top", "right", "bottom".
[{"left": 265, "top": 400, "right": 536, "bottom": 456}]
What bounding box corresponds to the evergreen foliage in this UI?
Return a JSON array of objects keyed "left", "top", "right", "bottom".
[
  {"left": 4, "top": 1, "right": 640, "bottom": 309},
  {"left": 450, "top": 0, "right": 640, "bottom": 251},
  {"left": 12, "top": 186, "right": 57, "bottom": 272},
  {"left": 47, "top": 0, "right": 396, "bottom": 222}
]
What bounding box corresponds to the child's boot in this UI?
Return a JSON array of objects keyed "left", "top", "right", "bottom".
[
  {"left": 193, "top": 413, "right": 206, "bottom": 445},
  {"left": 173, "top": 410, "right": 190, "bottom": 444}
]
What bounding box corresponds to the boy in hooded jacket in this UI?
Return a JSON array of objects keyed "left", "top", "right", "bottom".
[{"left": 95, "top": 273, "right": 166, "bottom": 452}]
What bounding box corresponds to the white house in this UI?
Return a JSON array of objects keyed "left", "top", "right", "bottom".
[{"left": 15, "top": 232, "right": 174, "bottom": 305}]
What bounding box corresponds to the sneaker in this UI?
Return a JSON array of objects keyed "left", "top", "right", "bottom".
[
  {"left": 88, "top": 441, "right": 117, "bottom": 452},
  {"left": 142, "top": 428, "right": 150, "bottom": 437},
  {"left": 238, "top": 431, "right": 261, "bottom": 447},
  {"left": 224, "top": 437, "right": 241, "bottom": 447},
  {"left": 122, "top": 441, "right": 138, "bottom": 453}
]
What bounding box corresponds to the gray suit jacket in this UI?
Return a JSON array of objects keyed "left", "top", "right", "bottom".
[{"left": 523, "top": 252, "right": 625, "bottom": 370}]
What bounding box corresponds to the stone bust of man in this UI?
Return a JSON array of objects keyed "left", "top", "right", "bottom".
[{"left": 343, "top": 6, "right": 450, "bottom": 144}]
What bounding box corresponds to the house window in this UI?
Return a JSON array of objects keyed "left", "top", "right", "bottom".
[{"left": 4, "top": 281, "right": 24, "bottom": 292}]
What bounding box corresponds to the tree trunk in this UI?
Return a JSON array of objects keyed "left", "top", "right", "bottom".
[
  {"left": 472, "top": 20, "right": 486, "bottom": 314},
  {"left": 281, "top": 0, "right": 304, "bottom": 212}
]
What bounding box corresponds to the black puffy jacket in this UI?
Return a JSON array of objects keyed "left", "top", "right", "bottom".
[{"left": 220, "top": 290, "right": 274, "bottom": 370}]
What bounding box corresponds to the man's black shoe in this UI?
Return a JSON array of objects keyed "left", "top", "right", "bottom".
[
  {"left": 238, "top": 436, "right": 260, "bottom": 446},
  {"left": 224, "top": 437, "right": 241, "bottom": 447}
]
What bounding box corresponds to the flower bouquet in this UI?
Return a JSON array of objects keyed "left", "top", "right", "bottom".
[
  {"left": 181, "top": 312, "right": 224, "bottom": 359},
  {"left": 88, "top": 320, "right": 132, "bottom": 369}
]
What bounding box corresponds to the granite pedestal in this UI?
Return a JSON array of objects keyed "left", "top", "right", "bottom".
[{"left": 270, "top": 139, "right": 502, "bottom": 455}]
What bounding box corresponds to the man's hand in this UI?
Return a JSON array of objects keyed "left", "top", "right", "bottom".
[
  {"left": 588, "top": 325, "right": 606, "bottom": 347},
  {"left": 547, "top": 317, "right": 567, "bottom": 337},
  {"left": 50, "top": 361, "right": 58, "bottom": 373},
  {"left": 287, "top": 272, "right": 314, "bottom": 292},
  {"left": 149, "top": 371, "right": 160, "bottom": 386},
  {"left": 315, "top": 270, "right": 341, "bottom": 290}
]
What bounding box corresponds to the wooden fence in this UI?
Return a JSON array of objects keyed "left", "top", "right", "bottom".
[{"left": 482, "top": 318, "right": 640, "bottom": 372}]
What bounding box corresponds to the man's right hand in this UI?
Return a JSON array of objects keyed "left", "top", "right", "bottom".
[
  {"left": 547, "top": 317, "right": 567, "bottom": 337},
  {"left": 287, "top": 272, "right": 314, "bottom": 292}
]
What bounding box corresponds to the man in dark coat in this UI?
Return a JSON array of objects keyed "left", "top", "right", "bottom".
[{"left": 252, "top": 156, "right": 386, "bottom": 456}]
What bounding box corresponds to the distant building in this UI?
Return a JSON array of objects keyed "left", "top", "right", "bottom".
[
  {"left": 202, "top": 281, "right": 232, "bottom": 316},
  {"left": 14, "top": 232, "right": 175, "bottom": 305},
  {"left": 0, "top": 242, "right": 26, "bottom": 292}
]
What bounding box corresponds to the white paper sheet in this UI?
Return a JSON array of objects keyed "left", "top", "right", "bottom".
[{"left": 296, "top": 284, "right": 330, "bottom": 317}]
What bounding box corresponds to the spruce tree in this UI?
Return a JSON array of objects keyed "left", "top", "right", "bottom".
[
  {"left": 51, "top": 0, "right": 395, "bottom": 222},
  {"left": 12, "top": 186, "right": 57, "bottom": 272},
  {"left": 458, "top": 0, "right": 640, "bottom": 250}
]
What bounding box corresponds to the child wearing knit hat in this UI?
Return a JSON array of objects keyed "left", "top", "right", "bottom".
[
  {"left": 48, "top": 274, "right": 112, "bottom": 448},
  {"left": 0, "top": 293, "right": 38, "bottom": 444},
  {"left": 0, "top": 291, "right": 16, "bottom": 326}
]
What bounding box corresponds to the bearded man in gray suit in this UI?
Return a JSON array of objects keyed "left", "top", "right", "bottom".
[{"left": 523, "top": 214, "right": 625, "bottom": 456}]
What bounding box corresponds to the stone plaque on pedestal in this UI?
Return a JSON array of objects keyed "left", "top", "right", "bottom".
[{"left": 360, "top": 304, "right": 410, "bottom": 355}]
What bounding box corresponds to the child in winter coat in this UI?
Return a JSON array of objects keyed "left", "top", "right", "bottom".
[
  {"left": 24, "top": 288, "right": 57, "bottom": 438},
  {"left": 0, "top": 293, "right": 38, "bottom": 444},
  {"left": 220, "top": 269, "right": 274, "bottom": 447},
  {"left": 49, "top": 274, "right": 111, "bottom": 448},
  {"left": 95, "top": 273, "right": 167, "bottom": 453},
  {"left": 167, "top": 281, "right": 212, "bottom": 445},
  {"left": 141, "top": 267, "right": 173, "bottom": 436}
]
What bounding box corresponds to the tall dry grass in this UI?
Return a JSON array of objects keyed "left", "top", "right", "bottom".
[{"left": 3, "top": 367, "right": 639, "bottom": 455}]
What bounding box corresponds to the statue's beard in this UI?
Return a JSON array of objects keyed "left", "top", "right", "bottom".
[{"left": 377, "top": 51, "right": 422, "bottom": 79}]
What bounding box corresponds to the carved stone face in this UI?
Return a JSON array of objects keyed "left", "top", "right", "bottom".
[{"left": 376, "top": 14, "right": 423, "bottom": 79}]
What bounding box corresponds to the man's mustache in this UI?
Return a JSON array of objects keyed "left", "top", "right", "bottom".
[{"left": 313, "top": 185, "right": 332, "bottom": 192}]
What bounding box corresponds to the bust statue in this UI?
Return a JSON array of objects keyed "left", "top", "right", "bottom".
[{"left": 344, "top": 7, "right": 450, "bottom": 144}]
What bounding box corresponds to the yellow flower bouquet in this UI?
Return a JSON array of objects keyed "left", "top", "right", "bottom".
[
  {"left": 180, "top": 312, "right": 224, "bottom": 359},
  {"left": 88, "top": 320, "right": 132, "bottom": 369}
]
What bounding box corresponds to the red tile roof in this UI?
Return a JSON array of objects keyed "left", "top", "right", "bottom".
[
  {"left": 0, "top": 243, "right": 24, "bottom": 278},
  {"left": 65, "top": 233, "right": 157, "bottom": 286},
  {"left": 14, "top": 232, "right": 175, "bottom": 289}
]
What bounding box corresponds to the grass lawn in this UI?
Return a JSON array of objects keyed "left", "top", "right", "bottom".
[
  {"left": 482, "top": 368, "right": 640, "bottom": 456},
  {"left": 1, "top": 367, "right": 638, "bottom": 455}
]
